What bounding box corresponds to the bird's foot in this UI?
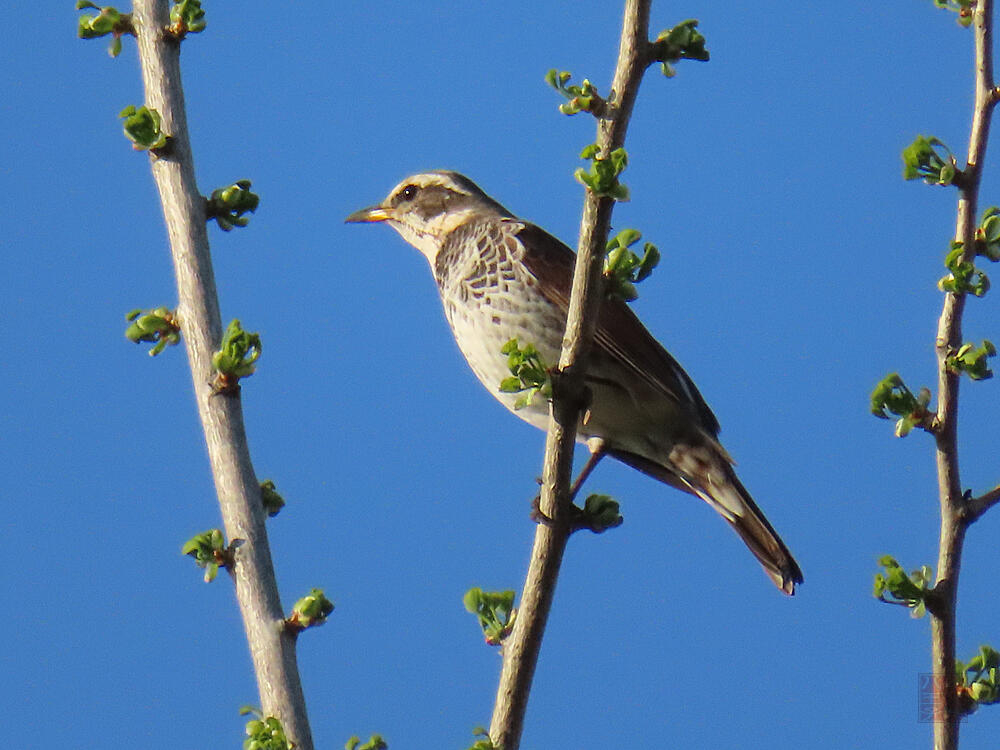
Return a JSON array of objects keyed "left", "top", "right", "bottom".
[{"left": 529, "top": 493, "right": 555, "bottom": 526}]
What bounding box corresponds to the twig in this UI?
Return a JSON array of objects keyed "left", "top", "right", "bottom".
[
  {"left": 130, "top": 3, "right": 313, "bottom": 747},
  {"left": 487, "top": 2, "right": 652, "bottom": 747},
  {"left": 965, "top": 484, "right": 1000, "bottom": 522},
  {"left": 930, "top": 2, "right": 996, "bottom": 747}
]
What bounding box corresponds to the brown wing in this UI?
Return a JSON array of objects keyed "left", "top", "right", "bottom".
[
  {"left": 510, "top": 220, "right": 721, "bottom": 437},
  {"left": 508, "top": 220, "right": 803, "bottom": 594}
]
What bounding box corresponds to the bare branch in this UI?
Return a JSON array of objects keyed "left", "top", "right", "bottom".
[
  {"left": 130, "top": 3, "right": 313, "bottom": 747},
  {"left": 487, "top": 2, "right": 652, "bottom": 748},
  {"left": 930, "top": 2, "right": 995, "bottom": 747}
]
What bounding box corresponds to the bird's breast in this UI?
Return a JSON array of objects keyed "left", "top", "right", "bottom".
[{"left": 438, "top": 257, "right": 564, "bottom": 431}]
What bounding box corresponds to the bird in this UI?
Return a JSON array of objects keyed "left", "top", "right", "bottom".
[{"left": 345, "top": 170, "right": 803, "bottom": 594}]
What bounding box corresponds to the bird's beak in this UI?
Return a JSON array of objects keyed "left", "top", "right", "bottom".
[{"left": 344, "top": 204, "right": 392, "bottom": 224}]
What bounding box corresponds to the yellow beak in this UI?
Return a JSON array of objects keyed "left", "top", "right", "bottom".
[{"left": 344, "top": 205, "right": 392, "bottom": 223}]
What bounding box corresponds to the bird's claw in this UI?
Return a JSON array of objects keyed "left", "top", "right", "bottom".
[{"left": 529, "top": 494, "right": 555, "bottom": 526}]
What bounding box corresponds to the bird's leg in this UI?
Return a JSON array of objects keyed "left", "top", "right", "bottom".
[
  {"left": 530, "top": 438, "right": 607, "bottom": 527},
  {"left": 569, "top": 437, "right": 607, "bottom": 501}
]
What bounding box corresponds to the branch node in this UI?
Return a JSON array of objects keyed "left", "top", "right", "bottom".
[
  {"left": 963, "top": 485, "right": 1000, "bottom": 523},
  {"left": 924, "top": 579, "right": 951, "bottom": 619}
]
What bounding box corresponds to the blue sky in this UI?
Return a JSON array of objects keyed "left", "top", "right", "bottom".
[{"left": 5, "top": 2, "right": 1000, "bottom": 748}]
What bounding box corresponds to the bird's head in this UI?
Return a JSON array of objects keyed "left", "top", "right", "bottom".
[{"left": 345, "top": 171, "right": 513, "bottom": 263}]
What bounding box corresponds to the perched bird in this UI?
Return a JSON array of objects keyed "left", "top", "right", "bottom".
[{"left": 346, "top": 171, "right": 803, "bottom": 594}]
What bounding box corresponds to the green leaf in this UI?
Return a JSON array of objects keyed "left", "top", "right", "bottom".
[
  {"left": 582, "top": 494, "right": 624, "bottom": 532},
  {"left": 946, "top": 340, "right": 996, "bottom": 380},
  {"left": 464, "top": 587, "right": 516, "bottom": 645},
  {"left": 869, "top": 373, "right": 933, "bottom": 437},
  {"left": 974, "top": 206, "right": 1000, "bottom": 261},
  {"left": 938, "top": 240, "right": 991, "bottom": 297},
  {"left": 169, "top": 0, "right": 207, "bottom": 34},
  {"left": 207, "top": 180, "right": 259, "bottom": 231},
  {"left": 243, "top": 711, "right": 293, "bottom": 750},
  {"left": 873, "top": 555, "right": 933, "bottom": 616},
  {"left": 346, "top": 736, "right": 387, "bottom": 750},
  {"left": 77, "top": 5, "right": 133, "bottom": 55},
  {"left": 499, "top": 376, "right": 522, "bottom": 392},
  {"left": 930, "top": 0, "right": 976, "bottom": 26},
  {"left": 497, "top": 338, "right": 552, "bottom": 409},
  {"left": 575, "top": 144, "right": 630, "bottom": 200},
  {"left": 901, "top": 135, "right": 957, "bottom": 186},
  {"left": 466, "top": 728, "right": 496, "bottom": 750},
  {"left": 182, "top": 528, "right": 226, "bottom": 582},
  {"left": 545, "top": 69, "right": 599, "bottom": 115},
  {"left": 260, "top": 479, "right": 285, "bottom": 517},
  {"left": 603, "top": 229, "right": 660, "bottom": 301},
  {"left": 955, "top": 644, "right": 1000, "bottom": 713},
  {"left": 289, "top": 588, "right": 334, "bottom": 629},
  {"left": 124, "top": 306, "right": 180, "bottom": 355},
  {"left": 119, "top": 104, "right": 168, "bottom": 150},
  {"left": 213, "top": 319, "right": 262, "bottom": 381},
  {"left": 651, "top": 19, "right": 710, "bottom": 77}
]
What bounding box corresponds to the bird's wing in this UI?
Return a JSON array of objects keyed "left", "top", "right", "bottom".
[{"left": 508, "top": 219, "right": 721, "bottom": 437}]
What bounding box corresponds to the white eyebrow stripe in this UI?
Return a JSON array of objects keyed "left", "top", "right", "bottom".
[{"left": 387, "top": 172, "right": 475, "bottom": 201}]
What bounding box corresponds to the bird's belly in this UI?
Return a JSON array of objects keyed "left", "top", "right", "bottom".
[
  {"left": 443, "top": 296, "right": 685, "bottom": 464},
  {"left": 444, "top": 293, "right": 564, "bottom": 431},
  {"left": 576, "top": 362, "right": 687, "bottom": 460}
]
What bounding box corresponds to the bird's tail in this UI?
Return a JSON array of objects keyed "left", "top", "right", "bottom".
[
  {"left": 701, "top": 466, "right": 803, "bottom": 595},
  {"left": 609, "top": 446, "right": 803, "bottom": 595}
]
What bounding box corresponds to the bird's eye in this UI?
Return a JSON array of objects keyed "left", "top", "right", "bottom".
[{"left": 400, "top": 184, "right": 419, "bottom": 201}]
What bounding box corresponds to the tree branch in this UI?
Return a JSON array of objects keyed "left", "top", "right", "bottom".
[
  {"left": 930, "top": 2, "right": 995, "bottom": 747},
  {"left": 130, "top": 3, "right": 313, "bottom": 747},
  {"left": 965, "top": 484, "right": 1000, "bottom": 522},
  {"left": 487, "top": 2, "right": 652, "bottom": 748}
]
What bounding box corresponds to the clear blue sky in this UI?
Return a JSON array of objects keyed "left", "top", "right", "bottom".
[{"left": 5, "top": 2, "right": 1000, "bottom": 748}]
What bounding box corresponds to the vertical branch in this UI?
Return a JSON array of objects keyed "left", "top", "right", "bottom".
[
  {"left": 129, "top": 3, "right": 313, "bottom": 748},
  {"left": 487, "top": 2, "right": 652, "bottom": 748},
  {"left": 930, "top": 2, "right": 995, "bottom": 748}
]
